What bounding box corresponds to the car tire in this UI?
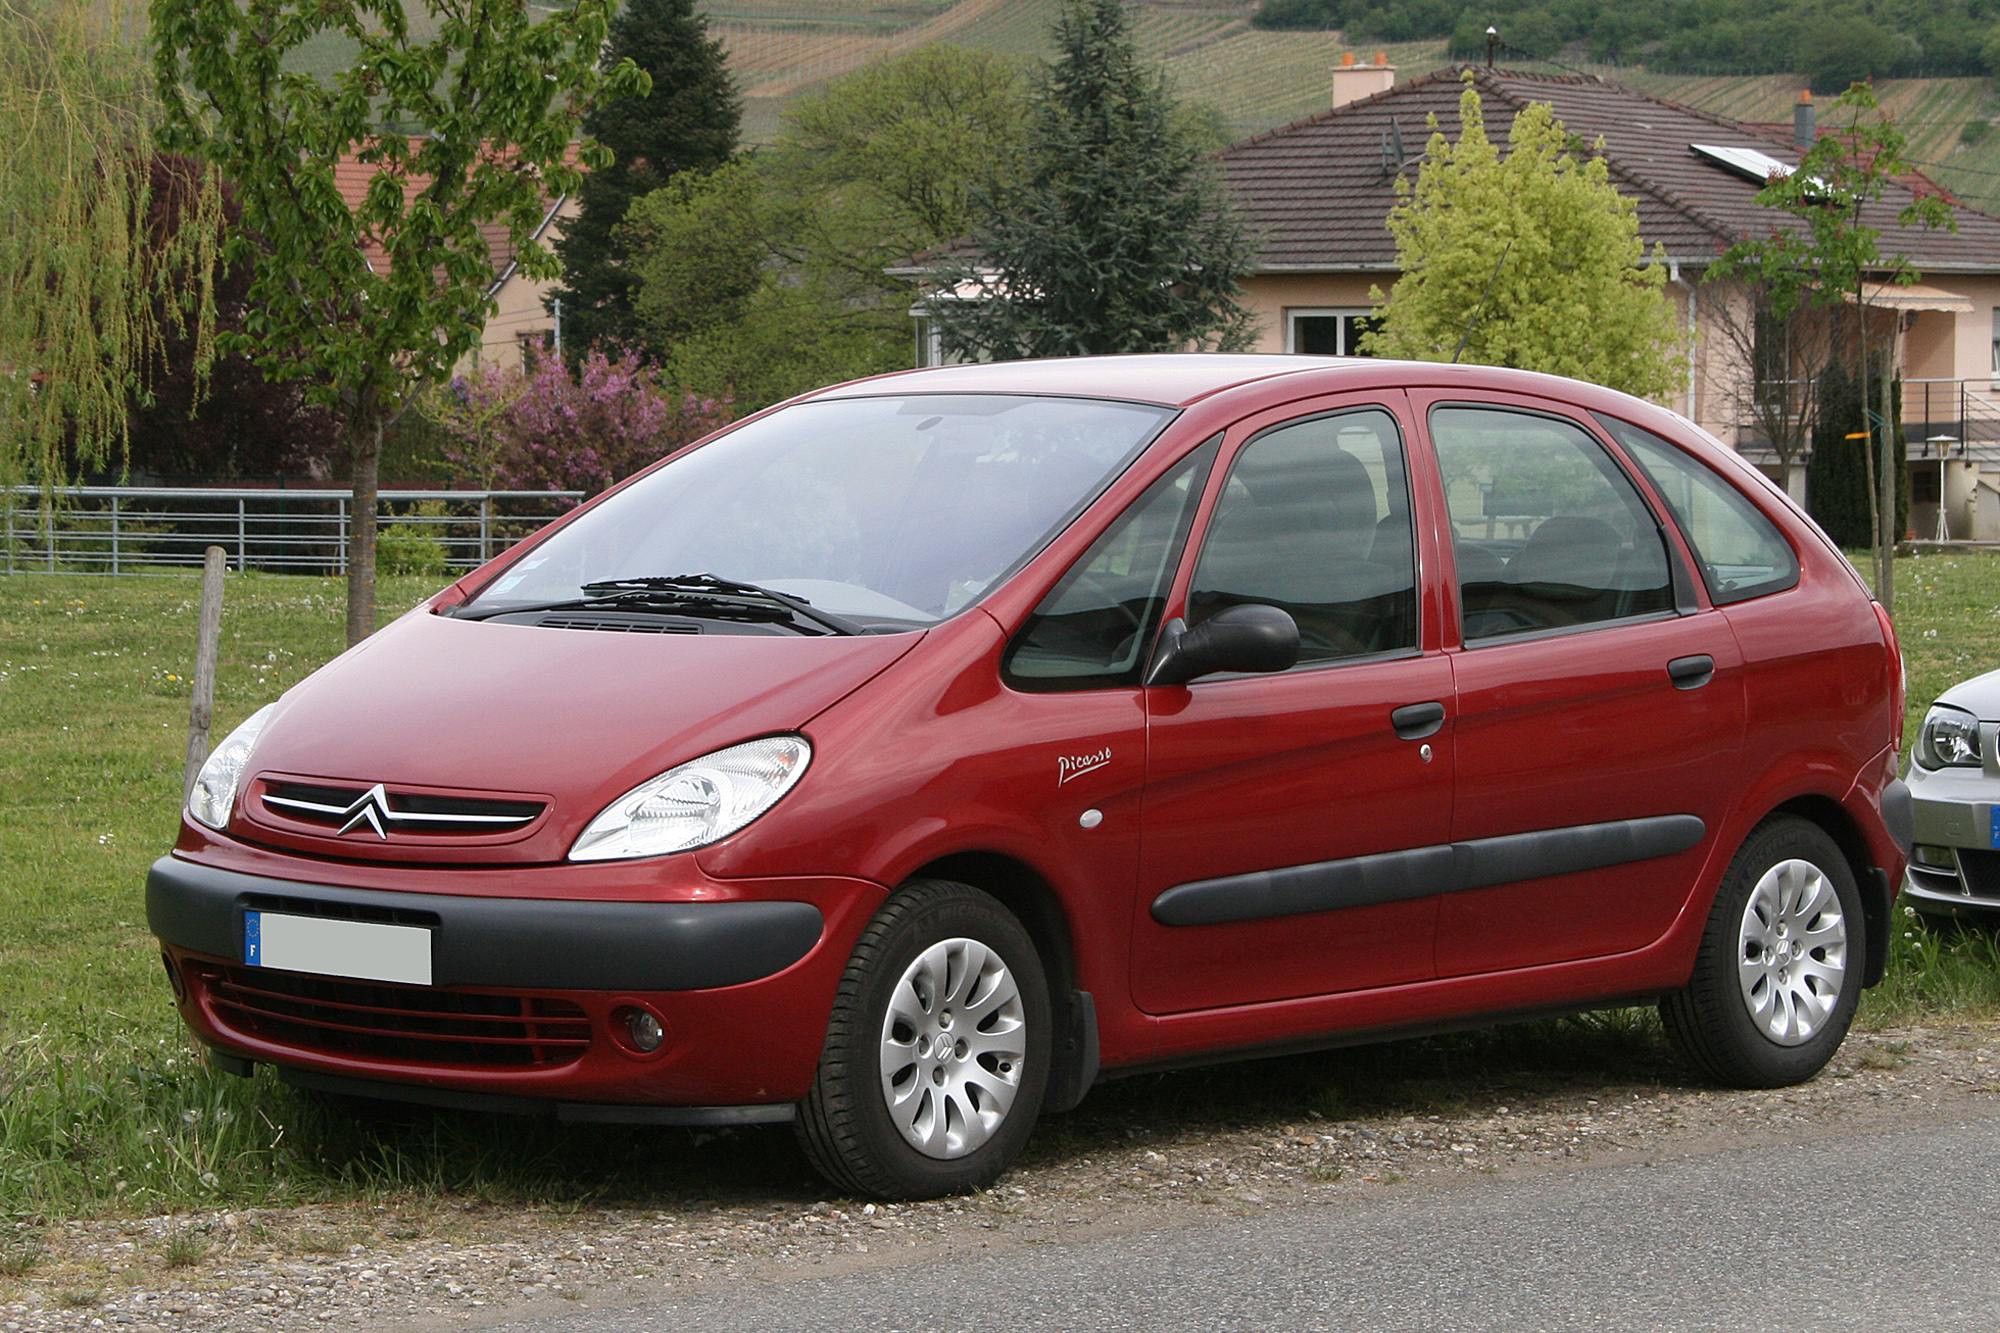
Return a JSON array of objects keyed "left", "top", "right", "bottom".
[
  {"left": 796, "top": 879, "right": 1050, "bottom": 1200},
  {"left": 1661, "top": 816, "right": 1863, "bottom": 1088}
]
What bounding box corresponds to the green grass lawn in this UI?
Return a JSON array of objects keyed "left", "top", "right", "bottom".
[{"left": 1, "top": 555, "right": 1998, "bottom": 1225}]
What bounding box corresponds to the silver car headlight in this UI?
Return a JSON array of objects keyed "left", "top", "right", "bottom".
[
  {"left": 569, "top": 735, "right": 812, "bottom": 862},
  {"left": 188, "top": 704, "right": 276, "bottom": 830},
  {"left": 1917, "top": 704, "right": 1982, "bottom": 770}
]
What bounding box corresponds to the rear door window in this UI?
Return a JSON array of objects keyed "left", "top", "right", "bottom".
[{"left": 1430, "top": 406, "right": 1674, "bottom": 643}]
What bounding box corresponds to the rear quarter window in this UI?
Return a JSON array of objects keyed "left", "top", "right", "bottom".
[{"left": 1593, "top": 414, "right": 1800, "bottom": 606}]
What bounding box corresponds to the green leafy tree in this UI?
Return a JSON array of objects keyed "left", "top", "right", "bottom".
[
  {"left": 623, "top": 162, "right": 898, "bottom": 410},
  {"left": 927, "top": 0, "right": 1256, "bottom": 361},
  {"left": 622, "top": 47, "right": 1028, "bottom": 410},
  {"left": 1709, "top": 82, "right": 1951, "bottom": 615},
  {"left": 1363, "top": 80, "right": 1686, "bottom": 403},
  {"left": 1797, "top": 18, "right": 1903, "bottom": 95},
  {"left": 548, "top": 0, "right": 738, "bottom": 359},
  {"left": 760, "top": 45, "right": 1026, "bottom": 328},
  {"left": 152, "top": 0, "right": 642, "bottom": 644},
  {"left": 0, "top": 0, "right": 222, "bottom": 495}
]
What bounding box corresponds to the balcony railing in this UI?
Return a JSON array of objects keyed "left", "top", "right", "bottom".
[
  {"left": 1903, "top": 379, "right": 2000, "bottom": 461},
  {"left": 0, "top": 487, "right": 582, "bottom": 576},
  {"left": 1734, "top": 378, "right": 2000, "bottom": 464}
]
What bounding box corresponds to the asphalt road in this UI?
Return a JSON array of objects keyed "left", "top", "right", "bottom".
[{"left": 481, "top": 1105, "right": 2000, "bottom": 1333}]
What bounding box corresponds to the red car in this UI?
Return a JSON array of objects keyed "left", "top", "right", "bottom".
[{"left": 150, "top": 355, "right": 1910, "bottom": 1199}]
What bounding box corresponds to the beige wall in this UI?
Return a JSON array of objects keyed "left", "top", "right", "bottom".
[
  {"left": 1240, "top": 269, "right": 1712, "bottom": 425},
  {"left": 1239, "top": 273, "right": 1391, "bottom": 354},
  {"left": 1239, "top": 269, "right": 2000, "bottom": 463},
  {"left": 459, "top": 194, "right": 581, "bottom": 376},
  {"left": 1938, "top": 274, "right": 2000, "bottom": 382}
]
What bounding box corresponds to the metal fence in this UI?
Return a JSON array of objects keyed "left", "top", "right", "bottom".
[
  {"left": 1, "top": 487, "right": 583, "bottom": 576},
  {"left": 1903, "top": 379, "right": 2000, "bottom": 461}
]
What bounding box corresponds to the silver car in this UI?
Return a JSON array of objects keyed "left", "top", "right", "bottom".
[{"left": 1908, "top": 667, "right": 2000, "bottom": 923}]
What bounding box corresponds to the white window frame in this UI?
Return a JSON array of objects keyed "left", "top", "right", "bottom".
[{"left": 1285, "top": 307, "right": 1381, "bottom": 357}]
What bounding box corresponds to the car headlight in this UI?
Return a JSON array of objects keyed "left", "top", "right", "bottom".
[
  {"left": 1917, "top": 704, "right": 1983, "bottom": 769},
  {"left": 188, "top": 704, "right": 276, "bottom": 830},
  {"left": 569, "top": 735, "right": 812, "bottom": 862}
]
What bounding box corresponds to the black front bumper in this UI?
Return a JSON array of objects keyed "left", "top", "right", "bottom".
[{"left": 146, "top": 856, "right": 825, "bottom": 991}]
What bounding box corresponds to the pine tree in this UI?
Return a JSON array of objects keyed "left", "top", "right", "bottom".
[
  {"left": 1807, "top": 356, "right": 1909, "bottom": 550},
  {"left": 928, "top": 0, "right": 1255, "bottom": 360},
  {"left": 550, "top": 0, "right": 739, "bottom": 357}
]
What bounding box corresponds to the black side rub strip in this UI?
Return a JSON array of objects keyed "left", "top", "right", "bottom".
[{"left": 1151, "top": 815, "right": 1706, "bottom": 927}]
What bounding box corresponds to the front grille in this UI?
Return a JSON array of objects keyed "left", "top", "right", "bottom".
[
  {"left": 260, "top": 782, "right": 544, "bottom": 835},
  {"left": 200, "top": 965, "right": 591, "bottom": 1068},
  {"left": 1955, "top": 848, "right": 2000, "bottom": 899}
]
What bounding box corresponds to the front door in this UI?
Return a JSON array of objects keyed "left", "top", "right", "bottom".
[{"left": 1132, "top": 399, "right": 1455, "bottom": 1014}]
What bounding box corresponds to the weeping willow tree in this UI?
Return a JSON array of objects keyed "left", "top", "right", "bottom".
[{"left": 0, "top": 0, "right": 221, "bottom": 514}]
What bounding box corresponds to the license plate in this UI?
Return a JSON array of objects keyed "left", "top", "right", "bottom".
[
  {"left": 1991, "top": 808, "right": 2000, "bottom": 850},
  {"left": 244, "top": 910, "right": 432, "bottom": 986}
]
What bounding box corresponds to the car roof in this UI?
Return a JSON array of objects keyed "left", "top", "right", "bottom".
[
  {"left": 803, "top": 353, "right": 1661, "bottom": 413},
  {"left": 806, "top": 354, "right": 1354, "bottom": 407}
]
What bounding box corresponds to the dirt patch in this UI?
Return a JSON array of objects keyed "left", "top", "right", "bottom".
[{"left": 4, "top": 1019, "right": 1996, "bottom": 1332}]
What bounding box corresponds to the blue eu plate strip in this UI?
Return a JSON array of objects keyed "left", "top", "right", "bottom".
[
  {"left": 244, "top": 910, "right": 262, "bottom": 966},
  {"left": 1990, "top": 808, "right": 2000, "bottom": 850}
]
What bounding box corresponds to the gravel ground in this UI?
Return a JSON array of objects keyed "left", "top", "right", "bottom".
[{"left": 5, "top": 1019, "right": 1997, "bottom": 1333}]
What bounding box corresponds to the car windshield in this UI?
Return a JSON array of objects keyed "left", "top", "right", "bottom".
[{"left": 464, "top": 393, "right": 1178, "bottom": 627}]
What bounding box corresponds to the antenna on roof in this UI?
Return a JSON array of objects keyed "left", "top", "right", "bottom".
[
  {"left": 1486, "top": 26, "right": 1498, "bottom": 69},
  {"left": 1380, "top": 116, "right": 1409, "bottom": 178},
  {"left": 1453, "top": 240, "right": 1511, "bottom": 364}
]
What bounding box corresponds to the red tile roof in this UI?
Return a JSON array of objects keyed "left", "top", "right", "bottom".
[
  {"left": 1218, "top": 66, "right": 2000, "bottom": 274},
  {"left": 331, "top": 140, "right": 582, "bottom": 285}
]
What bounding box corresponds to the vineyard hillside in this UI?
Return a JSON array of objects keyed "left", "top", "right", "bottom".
[
  {"left": 258, "top": 0, "right": 2000, "bottom": 217},
  {"left": 695, "top": 0, "right": 2000, "bottom": 215}
]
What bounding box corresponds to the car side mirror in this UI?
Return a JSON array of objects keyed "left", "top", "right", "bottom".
[{"left": 1145, "top": 605, "right": 1301, "bottom": 687}]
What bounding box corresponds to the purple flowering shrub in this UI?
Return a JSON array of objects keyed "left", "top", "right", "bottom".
[{"left": 433, "top": 348, "right": 734, "bottom": 497}]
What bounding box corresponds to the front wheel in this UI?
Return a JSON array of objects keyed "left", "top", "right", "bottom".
[
  {"left": 796, "top": 880, "right": 1050, "bottom": 1199},
  {"left": 1661, "top": 816, "right": 1863, "bottom": 1088}
]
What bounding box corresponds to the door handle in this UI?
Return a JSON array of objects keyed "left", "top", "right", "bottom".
[
  {"left": 1390, "top": 701, "right": 1446, "bottom": 740},
  {"left": 1667, "top": 655, "right": 1715, "bottom": 690}
]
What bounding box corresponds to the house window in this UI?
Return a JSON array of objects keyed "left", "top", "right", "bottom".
[
  {"left": 1286, "top": 308, "right": 1382, "bottom": 357},
  {"left": 1991, "top": 307, "right": 2000, "bottom": 377}
]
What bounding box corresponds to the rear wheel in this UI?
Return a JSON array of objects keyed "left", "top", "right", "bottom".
[
  {"left": 1662, "top": 816, "right": 1862, "bottom": 1088},
  {"left": 796, "top": 880, "right": 1050, "bottom": 1199}
]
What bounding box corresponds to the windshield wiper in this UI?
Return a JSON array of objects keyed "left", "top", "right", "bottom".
[
  {"left": 455, "top": 573, "right": 861, "bottom": 636},
  {"left": 585, "top": 575, "right": 863, "bottom": 636}
]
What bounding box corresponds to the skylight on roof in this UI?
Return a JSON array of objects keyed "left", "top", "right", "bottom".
[{"left": 1690, "top": 143, "right": 1795, "bottom": 184}]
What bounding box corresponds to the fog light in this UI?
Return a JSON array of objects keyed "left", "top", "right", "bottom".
[
  {"left": 626, "top": 1009, "right": 665, "bottom": 1053},
  {"left": 1914, "top": 844, "right": 1957, "bottom": 870},
  {"left": 161, "top": 950, "right": 186, "bottom": 1003}
]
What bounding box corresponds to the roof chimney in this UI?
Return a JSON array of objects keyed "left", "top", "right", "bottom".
[
  {"left": 1794, "top": 90, "right": 1815, "bottom": 150},
  {"left": 1332, "top": 52, "right": 1396, "bottom": 108}
]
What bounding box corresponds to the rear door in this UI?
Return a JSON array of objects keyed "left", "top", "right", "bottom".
[
  {"left": 1414, "top": 394, "right": 1746, "bottom": 977},
  {"left": 1131, "top": 394, "right": 1455, "bottom": 1014}
]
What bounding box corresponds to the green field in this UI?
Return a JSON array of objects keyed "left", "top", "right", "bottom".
[{"left": 0, "top": 553, "right": 1997, "bottom": 1227}]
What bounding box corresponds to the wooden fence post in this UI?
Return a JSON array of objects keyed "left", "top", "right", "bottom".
[{"left": 182, "top": 546, "right": 227, "bottom": 802}]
